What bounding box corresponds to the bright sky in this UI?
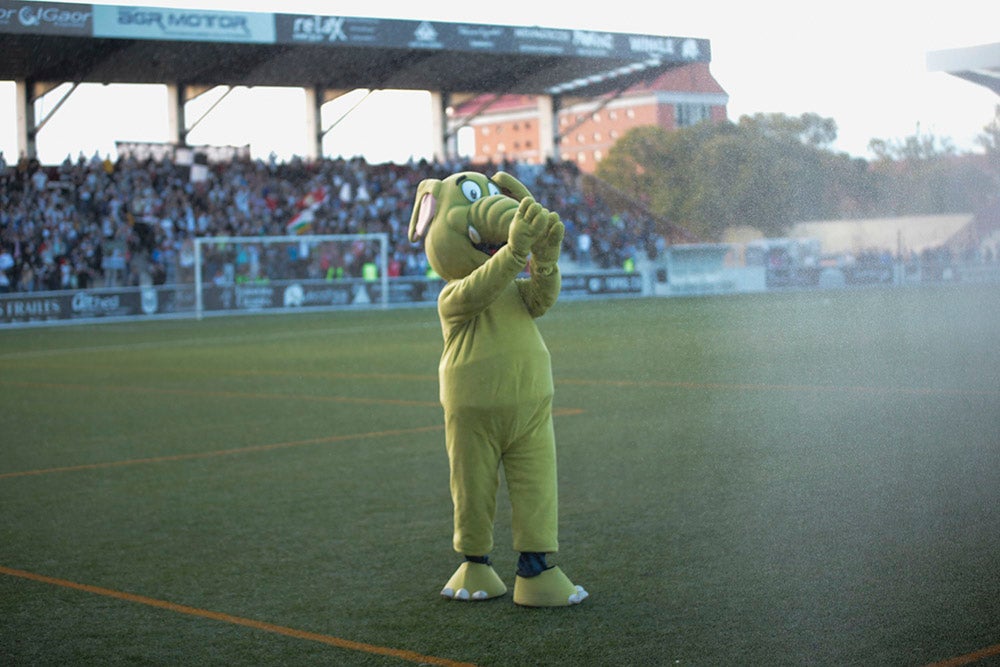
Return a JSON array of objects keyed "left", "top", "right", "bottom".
[{"left": 1, "top": 0, "right": 998, "bottom": 165}]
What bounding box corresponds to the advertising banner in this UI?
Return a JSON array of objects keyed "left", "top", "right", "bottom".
[
  {"left": 560, "top": 271, "right": 644, "bottom": 298},
  {"left": 114, "top": 141, "right": 251, "bottom": 164},
  {"left": 0, "top": 1, "right": 91, "bottom": 35},
  {"left": 0, "top": 285, "right": 190, "bottom": 324},
  {"left": 275, "top": 14, "right": 710, "bottom": 63},
  {"left": 275, "top": 14, "right": 382, "bottom": 46},
  {"left": 1, "top": 292, "right": 64, "bottom": 323},
  {"left": 1, "top": 272, "right": 640, "bottom": 326},
  {"left": 92, "top": 5, "right": 275, "bottom": 43},
  {"left": 201, "top": 277, "right": 444, "bottom": 313}
]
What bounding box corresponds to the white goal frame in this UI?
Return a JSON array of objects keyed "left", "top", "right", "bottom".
[{"left": 193, "top": 233, "right": 389, "bottom": 319}]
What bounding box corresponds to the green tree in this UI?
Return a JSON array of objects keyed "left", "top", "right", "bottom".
[
  {"left": 598, "top": 112, "right": 858, "bottom": 240},
  {"left": 868, "top": 128, "right": 994, "bottom": 215},
  {"left": 739, "top": 112, "right": 838, "bottom": 148},
  {"left": 596, "top": 110, "right": 994, "bottom": 241},
  {"left": 975, "top": 104, "right": 1000, "bottom": 189}
]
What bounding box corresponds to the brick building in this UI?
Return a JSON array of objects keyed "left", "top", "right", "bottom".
[{"left": 452, "top": 62, "right": 729, "bottom": 172}]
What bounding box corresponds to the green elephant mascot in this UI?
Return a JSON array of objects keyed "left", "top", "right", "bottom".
[{"left": 409, "top": 170, "right": 587, "bottom": 607}]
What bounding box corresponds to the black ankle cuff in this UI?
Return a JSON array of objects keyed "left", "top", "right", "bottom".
[
  {"left": 465, "top": 554, "right": 491, "bottom": 566},
  {"left": 517, "top": 551, "right": 551, "bottom": 578}
]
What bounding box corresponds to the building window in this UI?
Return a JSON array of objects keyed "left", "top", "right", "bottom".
[
  {"left": 626, "top": 108, "right": 635, "bottom": 119},
  {"left": 481, "top": 127, "right": 491, "bottom": 136},
  {"left": 592, "top": 112, "right": 601, "bottom": 122},
  {"left": 594, "top": 150, "right": 603, "bottom": 162},
  {"left": 609, "top": 110, "right": 618, "bottom": 120},
  {"left": 676, "top": 103, "right": 711, "bottom": 127},
  {"left": 593, "top": 132, "right": 602, "bottom": 142}
]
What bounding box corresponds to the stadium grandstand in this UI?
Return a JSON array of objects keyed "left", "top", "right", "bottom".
[
  {"left": 927, "top": 41, "right": 1000, "bottom": 96},
  {"left": 0, "top": 0, "right": 711, "bottom": 318},
  {"left": 0, "top": 0, "right": 712, "bottom": 162},
  {"left": 0, "top": 153, "right": 659, "bottom": 289},
  {"left": 1, "top": 1, "right": 998, "bottom": 325}
]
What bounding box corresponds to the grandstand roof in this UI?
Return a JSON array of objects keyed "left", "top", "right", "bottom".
[
  {"left": 0, "top": 1, "right": 711, "bottom": 98},
  {"left": 927, "top": 42, "right": 1000, "bottom": 96}
]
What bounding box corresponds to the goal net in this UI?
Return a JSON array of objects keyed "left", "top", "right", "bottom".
[{"left": 192, "top": 234, "right": 389, "bottom": 318}]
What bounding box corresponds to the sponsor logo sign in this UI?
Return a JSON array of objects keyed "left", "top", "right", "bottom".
[
  {"left": 92, "top": 5, "right": 275, "bottom": 43},
  {"left": 0, "top": 273, "right": 639, "bottom": 326},
  {"left": 70, "top": 291, "right": 131, "bottom": 318},
  {"left": 1, "top": 295, "right": 62, "bottom": 322},
  {"left": 0, "top": 1, "right": 91, "bottom": 35},
  {"left": 627, "top": 35, "right": 708, "bottom": 61},
  {"left": 571, "top": 30, "right": 616, "bottom": 57},
  {"left": 276, "top": 14, "right": 381, "bottom": 45},
  {"left": 273, "top": 13, "right": 709, "bottom": 64},
  {"left": 560, "top": 272, "right": 643, "bottom": 297},
  {"left": 513, "top": 26, "right": 571, "bottom": 55}
]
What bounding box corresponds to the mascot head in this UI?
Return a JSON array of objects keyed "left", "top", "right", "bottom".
[{"left": 408, "top": 171, "right": 531, "bottom": 281}]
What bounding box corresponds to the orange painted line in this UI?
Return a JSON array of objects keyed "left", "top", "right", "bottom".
[
  {"left": 0, "top": 565, "right": 476, "bottom": 667},
  {"left": 0, "top": 379, "right": 439, "bottom": 408},
  {"left": 557, "top": 377, "right": 1000, "bottom": 398},
  {"left": 0, "top": 425, "right": 445, "bottom": 479},
  {"left": 926, "top": 643, "right": 1000, "bottom": 667},
  {"left": 0, "top": 406, "right": 584, "bottom": 480},
  {"left": 2, "top": 380, "right": 589, "bottom": 411},
  {"left": 191, "top": 368, "right": 437, "bottom": 382},
  {"left": 3, "top": 360, "right": 438, "bottom": 383},
  {"left": 9, "top": 358, "right": 996, "bottom": 398}
]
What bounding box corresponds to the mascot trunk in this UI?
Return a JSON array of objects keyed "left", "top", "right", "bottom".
[{"left": 409, "top": 171, "right": 587, "bottom": 607}]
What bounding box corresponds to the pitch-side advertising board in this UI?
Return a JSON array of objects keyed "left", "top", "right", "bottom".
[{"left": 1, "top": 272, "right": 643, "bottom": 326}]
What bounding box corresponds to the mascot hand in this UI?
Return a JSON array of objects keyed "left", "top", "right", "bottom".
[
  {"left": 509, "top": 197, "right": 549, "bottom": 258},
  {"left": 493, "top": 171, "right": 533, "bottom": 202},
  {"left": 532, "top": 214, "right": 564, "bottom": 267}
]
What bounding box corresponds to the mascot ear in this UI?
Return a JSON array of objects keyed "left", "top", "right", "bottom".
[
  {"left": 409, "top": 178, "right": 441, "bottom": 242},
  {"left": 492, "top": 171, "right": 533, "bottom": 202}
]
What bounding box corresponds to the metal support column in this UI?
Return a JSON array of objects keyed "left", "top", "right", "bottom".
[
  {"left": 303, "top": 85, "right": 323, "bottom": 161},
  {"left": 14, "top": 80, "right": 35, "bottom": 159},
  {"left": 537, "top": 94, "right": 559, "bottom": 163},
  {"left": 429, "top": 90, "right": 450, "bottom": 163},
  {"left": 165, "top": 83, "right": 185, "bottom": 146}
]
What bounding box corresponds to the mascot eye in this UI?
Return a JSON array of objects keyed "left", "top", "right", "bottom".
[
  {"left": 461, "top": 180, "right": 484, "bottom": 202},
  {"left": 487, "top": 182, "right": 501, "bottom": 197}
]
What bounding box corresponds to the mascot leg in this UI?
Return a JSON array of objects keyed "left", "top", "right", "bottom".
[
  {"left": 441, "top": 408, "right": 506, "bottom": 601},
  {"left": 505, "top": 398, "right": 588, "bottom": 607},
  {"left": 441, "top": 556, "right": 507, "bottom": 601}
]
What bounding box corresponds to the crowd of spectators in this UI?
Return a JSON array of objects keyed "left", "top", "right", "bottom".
[{"left": 0, "top": 149, "right": 659, "bottom": 293}]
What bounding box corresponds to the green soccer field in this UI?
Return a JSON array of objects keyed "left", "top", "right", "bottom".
[{"left": 2, "top": 285, "right": 999, "bottom": 666}]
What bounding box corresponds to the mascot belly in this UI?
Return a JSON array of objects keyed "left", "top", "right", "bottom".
[{"left": 409, "top": 171, "right": 587, "bottom": 607}]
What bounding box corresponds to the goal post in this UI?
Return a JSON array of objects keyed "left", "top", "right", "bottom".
[{"left": 193, "top": 233, "right": 389, "bottom": 319}]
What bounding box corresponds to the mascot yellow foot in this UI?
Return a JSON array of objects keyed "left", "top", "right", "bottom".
[
  {"left": 513, "top": 567, "right": 588, "bottom": 607},
  {"left": 441, "top": 562, "right": 507, "bottom": 601}
]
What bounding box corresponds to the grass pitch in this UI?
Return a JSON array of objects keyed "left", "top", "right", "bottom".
[{"left": 2, "top": 285, "right": 999, "bottom": 666}]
